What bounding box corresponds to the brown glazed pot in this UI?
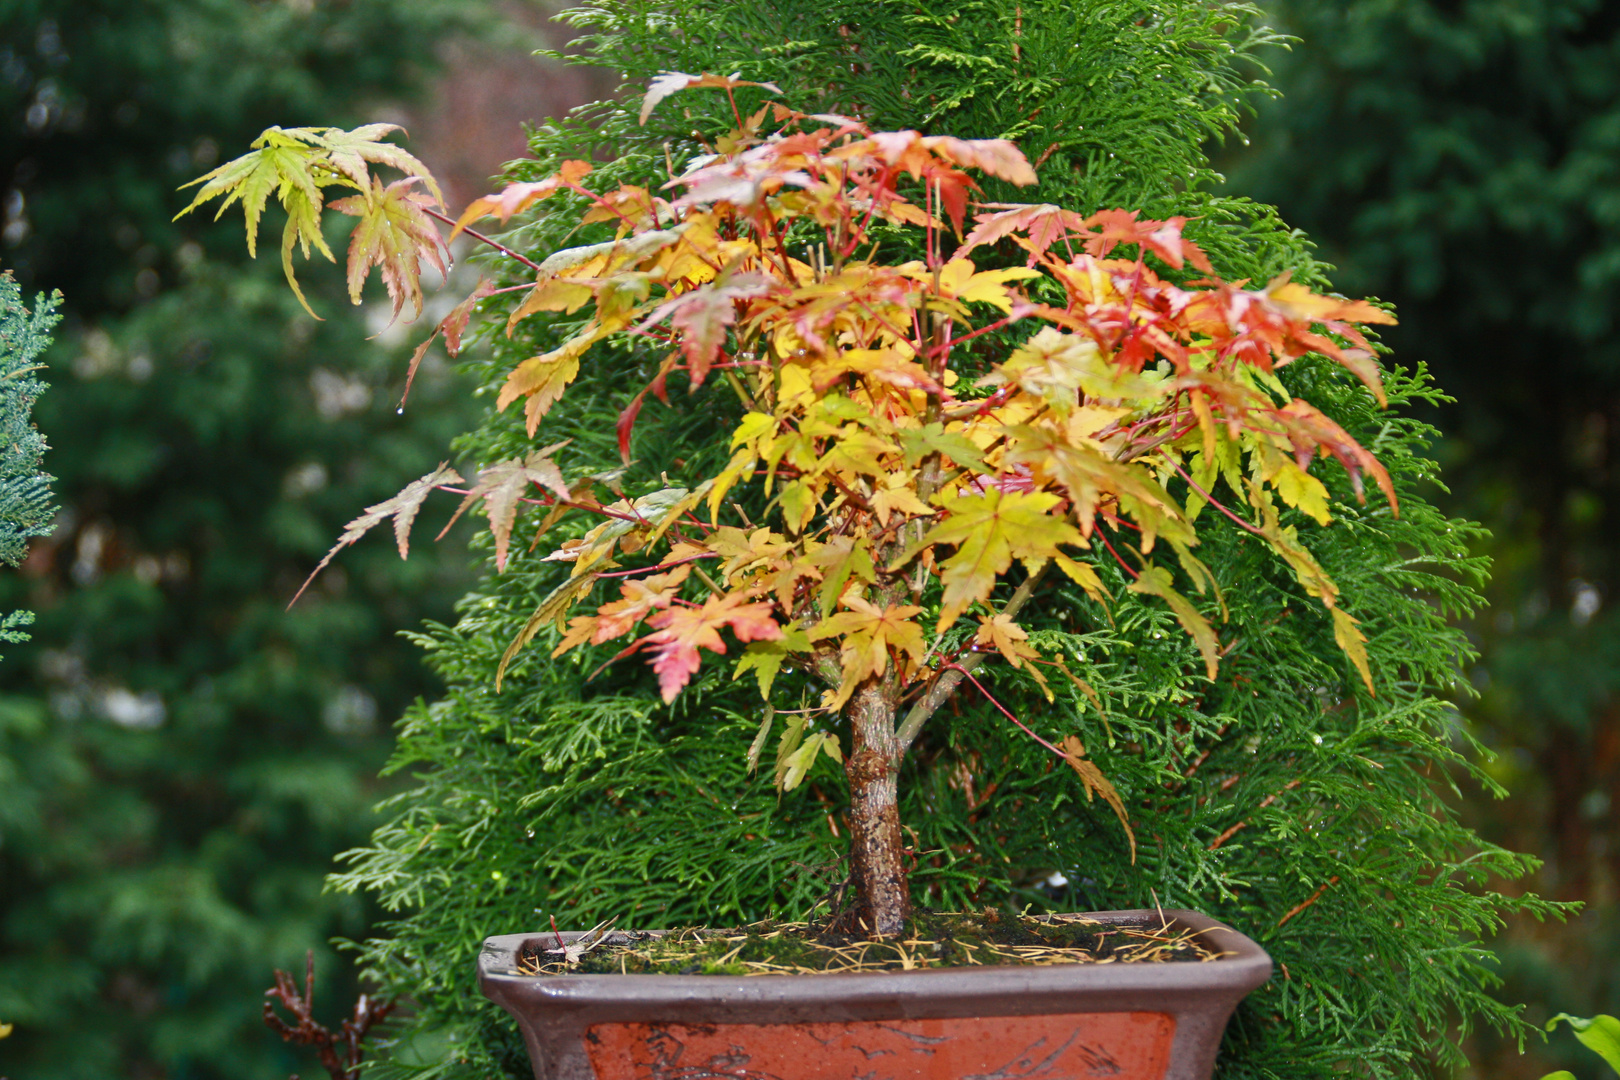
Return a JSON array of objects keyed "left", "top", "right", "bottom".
[{"left": 478, "top": 909, "right": 1270, "bottom": 1080}]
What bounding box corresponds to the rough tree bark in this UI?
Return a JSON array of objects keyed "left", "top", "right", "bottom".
[{"left": 845, "top": 679, "right": 912, "bottom": 936}]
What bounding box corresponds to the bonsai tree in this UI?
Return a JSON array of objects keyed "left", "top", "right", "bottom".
[
  {"left": 182, "top": 3, "right": 1555, "bottom": 1076},
  {"left": 184, "top": 80, "right": 1401, "bottom": 936}
]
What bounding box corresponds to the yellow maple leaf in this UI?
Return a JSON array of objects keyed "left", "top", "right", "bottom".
[
  {"left": 974, "top": 612, "right": 1040, "bottom": 668},
  {"left": 930, "top": 258, "right": 1040, "bottom": 313},
  {"left": 497, "top": 326, "right": 608, "bottom": 433},
  {"left": 916, "top": 489, "right": 1083, "bottom": 630},
  {"left": 1127, "top": 565, "right": 1219, "bottom": 680},
  {"left": 869, "top": 473, "right": 935, "bottom": 527},
  {"left": 1060, "top": 735, "right": 1136, "bottom": 864},
  {"left": 809, "top": 596, "right": 928, "bottom": 710},
  {"left": 1331, "top": 606, "right": 1375, "bottom": 695}
]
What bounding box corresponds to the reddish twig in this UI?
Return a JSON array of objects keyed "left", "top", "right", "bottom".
[
  {"left": 923, "top": 310, "right": 1025, "bottom": 359},
  {"left": 1096, "top": 527, "right": 1139, "bottom": 580},
  {"left": 421, "top": 207, "right": 544, "bottom": 274},
  {"left": 594, "top": 554, "right": 717, "bottom": 578},
  {"left": 1276, "top": 876, "right": 1340, "bottom": 928},
  {"left": 1167, "top": 458, "right": 1265, "bottom": 537},
  {"left": 944, "top": 662, "right": 1067, "bottom": 761},
  {"left": 1207, "top": 779, "right": 1301, "bottom": 850},
  {"left": 263, "top": 951, "right": 394, "bottom": 1080}
]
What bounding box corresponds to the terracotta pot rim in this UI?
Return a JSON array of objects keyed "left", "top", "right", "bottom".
[{"left": 481, "top": 908, "right": 1270, "bottom": 999}]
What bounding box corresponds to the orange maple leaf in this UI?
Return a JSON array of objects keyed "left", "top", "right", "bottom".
[
  {"left": 448, "top": 159, "right": 593, "bottom": 240},
  {"left": 642, "top": 594, "right": 783, "bottom": 702},
  {"left": 593, "top": 564, "right": 693, "bottom": 643},
  {"left": 329, "top": 176, "right": 448, "bottom": 325}
]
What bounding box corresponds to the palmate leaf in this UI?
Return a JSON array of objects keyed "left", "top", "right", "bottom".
[
  {"left": 330, "top": 177, "right": 449, "bottom": 325},
  {"left": 177, "top": 124, "right": 445, "bottom": 320},
  {"left": 310, "top": 123, "right": 443, "bottom": 208},
  {"left": 957, "top": 203, "right": 1091, "bottom": 263},
  {"left": 778, "top": 729, "right": 842, "bottom": 792},
  {"left": 733, "top": 621, "right": 811, "bottom": 700},
  {"left": 1126, "top": 565, "right": 1220, "bottom": 680},
  {"left": 642, "top": 594, "right": 783, "bottom": 702},
  {"left": 175, "top": 131, "right": 326, "bottom": 258},
  {"left": 290, "top": 462, "right": 462, "bottom": 606},
  {"left": 1060, "top": 736, "right": 1136, "bottom": 864},
  {"left": 444, "top": 448, "right": 572, "bottom": 572},
  {"left": 912, "top": 489, "right": 1084, "bottom": 630},
  {"left": 639, "top": 71, "right": 785, "bottom": 126},
  {"left": 497, "top": 327, "right": 609, "bottom": 437},
  {"left": 809, "top": 597, "right": 928, "bottom": 709},
  {"left": 449, "top": 159, "right": 594, "bottom": 240},
  {"left": 637, "top": 270, "right": 774, "bottom": 389}
]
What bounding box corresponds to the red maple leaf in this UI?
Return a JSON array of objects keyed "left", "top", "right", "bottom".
[{"left": 641, "top": 594, "right": 782, "bottom": 702}]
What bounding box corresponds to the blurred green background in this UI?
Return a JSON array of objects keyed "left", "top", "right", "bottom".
[{"left": 0, "top": 0, "right": 1615, "bottom": 1077}]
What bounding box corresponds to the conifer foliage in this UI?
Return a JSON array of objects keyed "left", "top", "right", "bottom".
[
  {"left": 194, "top": 2, "right": 1557, "bottom": 1077},
  {"left": 0, "top": 273, "right": 56, "bottom": 662},
  {"left": 0, "top": 273, "right": 56, "bottom": 574}
]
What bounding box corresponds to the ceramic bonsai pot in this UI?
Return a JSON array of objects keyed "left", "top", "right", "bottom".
[{"left": 478, "top": 908, "right": 1271, "bottom": 1080}]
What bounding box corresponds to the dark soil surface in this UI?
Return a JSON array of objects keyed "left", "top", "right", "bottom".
[{"left": 518, "top": 910, "right": 1224, "bottom": 976}]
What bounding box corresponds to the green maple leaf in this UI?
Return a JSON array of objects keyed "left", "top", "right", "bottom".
[
  {"left": 308, "top": 123, "right": 443, "bottom": 207},
  {"left": 176, "top": 129, "right": 326, "bottom": 258},
  {"left": 177, "top": 124, "right": 443, "bottom": 319},
  {"left": 733, "top": 621, "right": 810, "bottom": 700}
]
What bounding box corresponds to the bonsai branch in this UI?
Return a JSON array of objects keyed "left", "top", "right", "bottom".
[
  {"left": 263, "top": 951, "right": 394, "bottom": 1080},
  {"left": 421, "top": 207, "right": 544, "bottom": 274},
  {"left": 894, "top": 562, "right": 1049, "bottom": 756}
]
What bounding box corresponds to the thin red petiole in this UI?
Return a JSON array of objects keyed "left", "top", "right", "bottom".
[
  {"left": 1096, "top": 527, "right": 1139, "bottom": 580},
  {"left": 943, "top": 662, "right": 1068, "bottom": 761}
]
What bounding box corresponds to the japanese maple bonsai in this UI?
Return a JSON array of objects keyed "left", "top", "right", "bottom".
[
  {"left": 179, "top": 1, "right": 1559, "bottom": 1072},
  {"left": 183, "top": 75, "right": 1396, "bottom": 940}
]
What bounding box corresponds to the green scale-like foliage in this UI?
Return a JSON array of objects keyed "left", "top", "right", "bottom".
[
  {"left": 0, "top": 273, "right": 57, "bottom": 572},
  {"left": 0, "top": 272, "right": 56, "bottom": 655},
  {"left": 332, "top": 3, "right": 1556, "bottom": 1077}
]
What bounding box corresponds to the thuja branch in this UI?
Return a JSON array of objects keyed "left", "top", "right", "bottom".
[
  {"left": 1277, "top": 875, "right": 1340, "bottom": 928},
  {"left": 894, "top": 562, "right": 1050, "bottom": 756}
]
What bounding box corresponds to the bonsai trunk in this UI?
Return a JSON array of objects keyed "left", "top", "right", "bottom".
[{"left": 845, "top": 680, "right": 912, "bottom": 936}]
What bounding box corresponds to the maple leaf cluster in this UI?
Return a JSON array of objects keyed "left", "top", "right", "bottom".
[
  {"left": 175, "top": 124, "right": 448, "bottom": 323},
  {"left": 188, "top": 75, "right": 1400, "bottom": 800},
  {"left": 451, "top": 85, "right": 1396, "bottom": 724}
]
